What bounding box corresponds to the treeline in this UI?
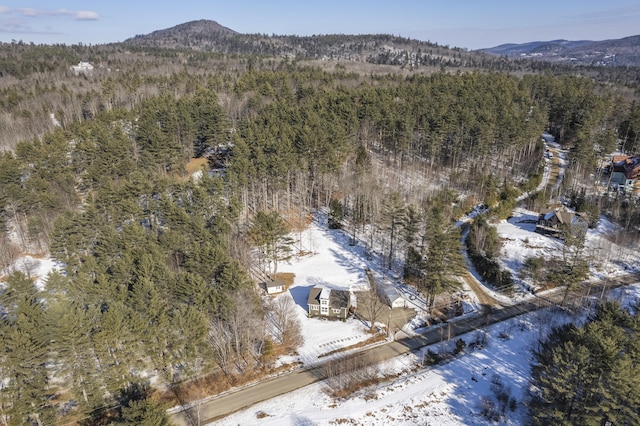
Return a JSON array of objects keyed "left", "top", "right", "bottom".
[
  {"left": 1, "top": 39, "right": 639, "bottom": 154},
  {"left": 0, "top": 59, "right": 639, "bottom": 423}
]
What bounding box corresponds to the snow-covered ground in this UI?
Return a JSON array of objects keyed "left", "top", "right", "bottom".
[
  {"left": 216, "top": 285, "right": 640, "bottom": 426},
  {"left": 273, "top": 217, "right": 386, "bottom": 366},
  {"left": 272, "top": 213, "right": 481, "bottom": 368},
  {"left": 0, "top": 255, "right": 59, "bottom": 291},
  {"left": 496, "top": 207, "right": 640, "bottom": 293}
]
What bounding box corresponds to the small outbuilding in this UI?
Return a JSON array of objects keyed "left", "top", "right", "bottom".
[
  {"left": 378, "top": 282, "right": 408, "bottom": 308},
  {"left": 266, "top": 279, "right": 286, "bottom": 295}
]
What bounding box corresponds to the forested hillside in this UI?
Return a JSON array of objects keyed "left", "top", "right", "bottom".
[
  {"left": 1, "top": 27, "right": 640, "bottom": 424},
  {"left": 483, "top": 34, "right": 640, "bottom": 66}
]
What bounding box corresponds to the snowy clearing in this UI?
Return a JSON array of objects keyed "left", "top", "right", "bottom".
[{"left": 496, "top": 207, "right": 640, "bottom": 293}]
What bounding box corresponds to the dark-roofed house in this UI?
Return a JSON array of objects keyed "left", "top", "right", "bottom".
[
  {"left": 307, "top": 286, "right": 351, "bottom": 320},
  {"left": 536, "top": 207, "right": 588, "bottom": 238},
  {"left": 611, "top": 155, "right": 640, "bottom": 194}
]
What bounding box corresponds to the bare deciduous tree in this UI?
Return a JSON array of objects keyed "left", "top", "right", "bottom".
[
  {"left": 270, "top": 295, "right": 303, "bottom": 348},
  {"left": 323, "top": 353, "right": 379, "bottom": 398},
  {"left": 363, "top": 270, "right": 388, "bottom": 332},
  {"left": 208, "top": 319, "right": 234, "bottom": 375}
]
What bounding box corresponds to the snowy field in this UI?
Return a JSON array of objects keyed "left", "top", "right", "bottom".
[
  {"left": 273, "top": 216, "right": 387, "bottom": 367},
  {"left": 496, "top": 207, "right": 640, "bottom": 293}
]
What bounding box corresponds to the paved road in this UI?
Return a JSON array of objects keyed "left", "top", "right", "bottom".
[{"left": 169, "top": 272, "right": 640, "bottom": 425}]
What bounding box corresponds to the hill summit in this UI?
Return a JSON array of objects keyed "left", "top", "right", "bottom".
[{"left": 125, "top": 19, "right": 238, "bottom": 48}]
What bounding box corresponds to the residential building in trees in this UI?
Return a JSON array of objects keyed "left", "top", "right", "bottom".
[
  {"left": 535, "top": 207, "right": 589, "bottom": 238},
  {"left": 610, "top": 154, "right": 640, "bottom": 194},
  {"left": 70, "top": 61, "right": 94, "bottom": 76}
]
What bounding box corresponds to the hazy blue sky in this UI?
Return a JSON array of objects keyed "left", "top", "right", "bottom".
[{"left": 1, "top": 1, "right": 639, "bottom": 49}]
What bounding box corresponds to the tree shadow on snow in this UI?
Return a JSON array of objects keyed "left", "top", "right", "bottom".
[{"left": 289, "top": 413, "right": 316, "bottom": 425}]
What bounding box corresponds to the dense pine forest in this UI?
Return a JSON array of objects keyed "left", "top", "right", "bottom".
[{"left": 1, "top": 25, "right": 640, "bottom": 424}]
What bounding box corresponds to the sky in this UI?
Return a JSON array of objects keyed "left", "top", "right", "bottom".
[{"left": 0, "top": 1, "right": 639, "bottom": 50}]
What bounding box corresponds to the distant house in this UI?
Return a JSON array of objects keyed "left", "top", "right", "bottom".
[
  {"left": 536, "top": 207, "right": 588, "bottom": 237},
  {"left": 611, "top": 155, "right": 640, "bottom": 194},
  {"left": 266, "top": 279, "right": 285, "bottom": 295},
  {"left": 70, "top": 61, "right": 94, "bottom": 76},
  {"left": 307, "top": 287, "right": 351, "bottom": 320}
]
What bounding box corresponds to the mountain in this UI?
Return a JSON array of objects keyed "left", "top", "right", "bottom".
[
  {"left": 123, "top": 20, "right": 640, "bottom": 69},
  {"left": 125, "top": 19, "right": 238, "bottom": 50},
  {"left": 121, "top": 20, "right": 488, "bottom": 68},
  {"left": 481, "top": 35, "right": 640, "bottom": 66}
]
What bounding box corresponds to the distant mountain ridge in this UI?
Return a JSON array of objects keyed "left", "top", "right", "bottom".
[
  {"left": 123, "top": 20, "right": 640, "bottom": 68},
  {"left": 122, "top": 19, "right": 505, "bottom": 71},
  {"left": 481, "top": 35, "right": 640, "bottom": 66}
]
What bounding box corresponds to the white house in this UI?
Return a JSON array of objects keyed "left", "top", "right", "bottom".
[
  {"left": 266, "top": 279, "right": 285, "bottom": 295},
  {"left": 70, "top": 61, "right": 94, "bottom": 76}
]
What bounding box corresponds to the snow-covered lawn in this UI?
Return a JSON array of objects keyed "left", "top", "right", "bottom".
[
  {"left": 273, "top": 217, "right": 385, "bottom": 366},
  {"left": 218, "top": 204, "right": 640, "bottom": 426}
]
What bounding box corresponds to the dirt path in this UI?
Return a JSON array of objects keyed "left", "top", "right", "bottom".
[
  {"left": 461, "top": 270, "right": 502, "bottom": 308},
  {"left": 460, "top": 144, "right": 566, "bottom": 309},
  {"left": 458, "top": 221, "right": 504, "bottom": 309}
]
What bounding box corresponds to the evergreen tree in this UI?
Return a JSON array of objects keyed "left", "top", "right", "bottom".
[
  {"left": 382, "top": 192, "right": 406, "bottom": 269},
  {"left": 249, "top": 211, "right": 293, "bottom": 277},
  {"left": 529, "top": 301, "right": 640, "bottom": 425},
  {"left": 0, "top": 272, "right": 55, "bottom": 426},
  {"left": 421, "top": 206, "right": 465, "bottom": 309},
  {"left": 117, "top": 398, "right": 170, "bottom": 426}
]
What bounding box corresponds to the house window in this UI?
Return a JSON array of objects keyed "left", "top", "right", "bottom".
[
  {"left": 311, "top": 305, "right": 318, "bottom": 310},
  {"left": 321, "top": 306, "right": 328, "bottom": 315},
  {"left": 333, "top": 308, "right": 341, "bottom": 314}
]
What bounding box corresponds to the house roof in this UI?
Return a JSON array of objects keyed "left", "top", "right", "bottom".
[
  {"left": 556, "top": 210, "right": 575, "bottom": 225},
  {"left": 329, "top": 289, "right": 350, "bottom": 309},
  {"left": 307, "top": 286, "right": 350, "bottom": 309},
  {"left": 540, "top": 208, "right": 588, "bottom": 227},
  {"left": 307, "top": 287, "right": 322, "bottom": 306},
  {"left": 266, "top": 280, "right": 284, "bottom": 289},
  {"left": 320, "top": 288, "right": 331, "bottom": 300},
  {"left": 377, "top": 281, "right": 404, "bottom": 303},
  {"left": 612, "top": 155, "right": 640, "bottom": 180}
]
